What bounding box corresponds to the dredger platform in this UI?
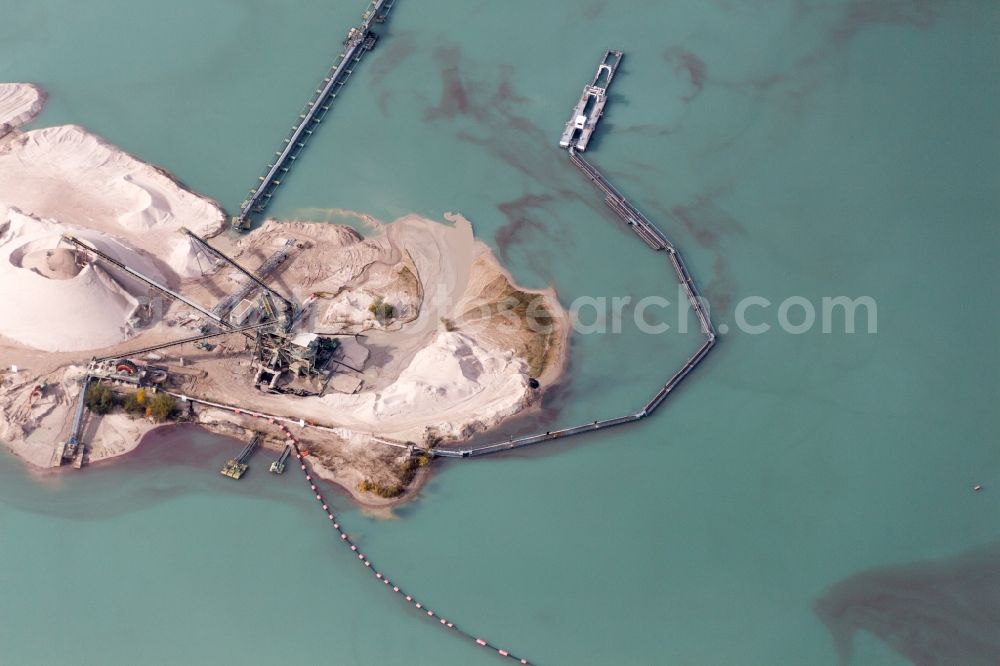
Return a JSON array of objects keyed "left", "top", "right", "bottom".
[
  {"left": 269, "top": 444, "right": 292, "bottom": 474},
  {"left": 559, "top": 49, "right": 623, "bottom": 151},
  {"left": 220, "top": 433, "right": 261, "bottom": 479}
]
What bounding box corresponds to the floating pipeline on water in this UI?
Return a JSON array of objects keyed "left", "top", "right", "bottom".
[
  {"left": 267, "top": 417, "right": 535, "bottom": 664},
  {"left": 432, "top": 148, "right": 716, "bottom": 459},
  {"left": 186, "top": 43, "right": 716, "bottom": 662},
  {"left": 167, "top": 144, "right": 718, "bottom": 463},
  {"left": 179, "top": 404, "right": 536, "bottom": 662},
  {"left": 251, "top": 146, "right": 720, "bottom": 662}
]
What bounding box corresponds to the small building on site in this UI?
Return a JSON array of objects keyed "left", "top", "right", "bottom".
[{"left": 230, "top": 299, "right": 260, "bottom": 327}]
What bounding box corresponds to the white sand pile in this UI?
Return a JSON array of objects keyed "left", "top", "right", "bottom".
[
  {"left": 0, "top": 83, "right": 44, "bottom": 129},
  {"left": 0, "top": 125, "right": 223, "bottom": 235},
  {"left": 0, "top": 115, "right": 225, "bottom": 280},
  {"left": 167, "top": 234, "right": 217, "bottom": 279},
  {"left": 0, "top": 209, "right": 167, "bottom": 352},
  {"left": 20, "top": 246, "right": 82, "bottom": 279},
  {"left": 320, "top": 331, "right": 531, "bottom": 440}
]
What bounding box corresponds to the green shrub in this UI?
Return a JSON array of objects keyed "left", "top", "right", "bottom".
[
  {"left": 122, "top": 392, "right": 145, "bottom": 415},
  {"left": 358, "top": 477, "right": 404, "bottom": 498},
  {"left": 145, "top": 392, "right": 177, "bottom": 423},
  {"left": 358, "top": 455, "right": 429, "bottom": 498},
  {"left": 368, "top": 296, "right": 395, "bottom": 323},
  {"left": 85, "top": 383, "right": 116, "bottom": 415}
]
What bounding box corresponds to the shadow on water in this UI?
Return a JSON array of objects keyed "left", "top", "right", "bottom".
[
  {"left": 0, "top": 424, "right": 309, "bottom": 520},
  {"left": 815, "top": 543, "right": 1000, "bottom": 666}
]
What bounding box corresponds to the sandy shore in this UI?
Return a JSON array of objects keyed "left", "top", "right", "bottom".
[
  {"left": 0, "top": 83, "right": 568, "bottom": 505},
  {"left": 0, "top": 83, "right": 45, "bottom": 131}
]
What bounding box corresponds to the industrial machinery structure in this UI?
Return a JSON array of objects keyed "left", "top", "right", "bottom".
[
  {"left": 57, "top": 232, "right": 341, "bottom": 462},
  {"left": 179, "top": 227, "right": 295, "bottom": 331},
  {"left": 559, "top": 49, "right": 623, "bottom": 151},
  {"left": 232, "top": 0, "right": 395, "bottom": 229},
  {"left": 220, "top": 433, "right": 261, "bottom": 479}
]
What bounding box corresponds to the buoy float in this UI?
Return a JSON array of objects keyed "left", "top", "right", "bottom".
[
  {"left": 376, "top": 573, "right": 382, "bottom": 579},
  {"left": 393, "top": 586, "right": 400, "bottom": 592},
  {"left": 351, "top": 545, "right": 357, "bottom": 551},
  {"left": 341, "top": 534, "right": 347, "bottom": 540},
  {"left": 447, "top": 622, "right": 454, "bottom": 628},
  {"left": 328, "top": 514, "right": 334, "bottom": 520},
  {"left": 358, "top": 554, "right": 364, "bottom": 560},
  {"left": 498, "top": 649, "right": 509, "bottom": 657},
  {"left": 300, "top": 464, "right": 306, "bottom": 470},
  {"left": 973, "top": 484, "right": 982, "bottom": 491},
  {"left": 316, "top": 494, "right": 322, "bottom": 500},
  {"left": 322, "top": 504, "right": 328, "bottom": 510},
  {"left": 333, "top": 523, "right": 339, "bottom": 529},
  {"left": 415, "top": 602, "right": 422, "bottom": 609},
  {"left": 439, "top": 618, "right": 446, "bottom": 625},
  {"left": 520, "top": 660, "right": 528, "bottom": 665},
  {"left": 364, "top": 561, "right": 370, "bottom": 567},
  {"left": 406, "top": 596, "right": 412, "bottom": 602},
  {"left": 306, "top": 475, "right": 311, "bottom": 481},
  {"left": 427, "top": 610, "right": 433, "bottom": 617},
  {"left": 476, "top": 639, "right": 487, "bottom": 647}
]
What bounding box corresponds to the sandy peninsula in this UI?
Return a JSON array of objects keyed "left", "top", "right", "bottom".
[
  {"left": 0, "top": 83, "right": 567, "bottom": 504},
  {"left": 0, "top": 83, "right": 45, "bottom": 132}
]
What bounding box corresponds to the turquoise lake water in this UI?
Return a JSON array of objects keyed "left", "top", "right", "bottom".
[{"left": 2, "top": 1, "right": 999, "bottom": 664}]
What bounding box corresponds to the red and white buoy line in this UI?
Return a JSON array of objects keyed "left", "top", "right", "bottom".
[
  {"left": 160, "top": 393, "right": 532, "bottom": 659},
  {"left": 268, "top": 417, "right": 533, "bottom": 664}
]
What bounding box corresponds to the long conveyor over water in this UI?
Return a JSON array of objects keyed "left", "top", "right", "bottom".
[{"left": 232, "top": 0, "right": 395, "bottom": 229}]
